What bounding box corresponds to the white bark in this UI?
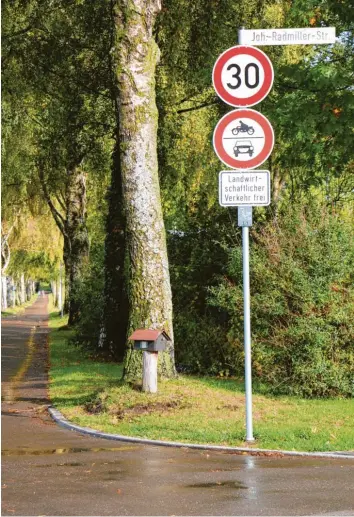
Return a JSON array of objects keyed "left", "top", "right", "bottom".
[
  {"left": 20, "top": 274, "right": 26, "bottom": 304},
  {"left": 116, "top": 0, "right": 175, "bottom": 379},
  {"left": 51, "top": 281, "right": 57, "bottom": 306},
  {"left": 11, "top": 278, "right": 15, "bottom": 308},
  {"left": 15, "top": 280, "right": 20, "bottom": 305},
  {"left": 142, "top": 351, "right": 158, "bottom": 393},
  {"left": 1, "top": 240, "right": 11, "bottom": 274},
  {"left": 1, "top": 276, "right": 8, "bottom": 309},
  {"left": 26, "top": 281, "right": 31, "bottom": 301}
]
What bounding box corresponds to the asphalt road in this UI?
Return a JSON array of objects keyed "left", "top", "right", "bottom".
[{"left": 2, "top": 296, "right": 354, "bottom": 516}]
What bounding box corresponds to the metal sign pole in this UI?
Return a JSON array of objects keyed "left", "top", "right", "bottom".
[
  {"left": 242, "top": 223, "right": 254, "bottom": 441},
  {"left": 238, "top": 26, "right": 255, "bottom": 442}
]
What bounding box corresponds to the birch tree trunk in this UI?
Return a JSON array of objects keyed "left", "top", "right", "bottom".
[
  {"left": 65, "top": 167, "right": 90, "bottom": 325},
  {"left": 26, "top": 281, "right": 31, "bottom": 301},
  {"left": 51, "top": 281, "right": 57, "bottom": 306},
  {"left": 6, "top": 278, "right": 12, "bottom": 306},
  {"left": 11, "top": 278, "right": 16, "bottom": 308},
  {"left": 2, "top": 277, "right": 8, "bottom": 310},
  {"left": 114, "top": 0, "right": 176, "bottom": 380},
  {"left": 39, "top": 162, "right": 89, "bottom": 324},
  {"left": 15, "top": 279, "right": 20, "bottom": 305},
  {"left": 56, "top": 277, "right": 60, "bottom": 308},
  {"left": 20, "top": 274, "right": 26, "bottom": 304}
]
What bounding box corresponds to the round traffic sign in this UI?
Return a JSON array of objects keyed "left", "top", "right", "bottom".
[
  {"left": 213, "top": 109, "right": 274, "bottom": 169},
  {"left": 212, "top": 46, "right": 274, "bottom": 107}
]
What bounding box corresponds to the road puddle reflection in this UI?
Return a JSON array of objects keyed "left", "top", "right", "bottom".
[
  {"left": 187, "top": 480, "right": 248, "bottom": 489},
  {"left": 2, "top": 445, "right": 139, "bottom": 456}
]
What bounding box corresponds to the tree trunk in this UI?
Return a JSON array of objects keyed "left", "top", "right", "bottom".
[
  {"left": 15, "top": 279, "right": 21, "bottom": 305},
  {"left": 99, "top": 135, "right": 128, "bottom": 361},
  {"left": 114, "top": 0, "right": 176, "bottom": 381},
  {"left": 20, "top": 274, "right": 26, "bottom": 304},
  {"left": 51, "top": 280, "right": 57, "bottom": 306},
  {"left": 26, "top": 280, "right": 31, "bottom": 301},
  {"left": 65, "top": 167, "right": 90, "bottom": 325},
  {"left": 39, "top": 162, "right": 89, "bottom": 324},
  {"left": 11, "top": 278, "right": 16, "bottom": 308},
  {"left": 2, "top": 277, "right": 8, "bottom": 310},
  {"left": 63, "top": 235, "right": 71, "bottom": 314},
  {"left": 56, "top": 277, "right": 60, "bottom": 308}
]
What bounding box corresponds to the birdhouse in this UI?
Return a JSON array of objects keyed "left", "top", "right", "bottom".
[{"left": 128, "top": 329, "right": 171, "bottom": 352}]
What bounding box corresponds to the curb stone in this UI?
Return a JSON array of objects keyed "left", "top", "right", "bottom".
[{"left": 48, "top": 406, "right": 354, "bottom": 460}]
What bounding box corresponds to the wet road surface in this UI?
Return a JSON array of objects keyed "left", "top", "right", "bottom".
[{"left": 2, "top": 296, "right": 354, "bottom": 516}]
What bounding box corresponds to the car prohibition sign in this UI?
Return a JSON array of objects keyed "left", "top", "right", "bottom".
[{"left": 212, "top": 45, "right": 274, "bottom": 107}]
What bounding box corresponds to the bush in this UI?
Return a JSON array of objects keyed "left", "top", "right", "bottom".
[
  {"left": 208, "top": 205, "right": 354, "bottom": 397},
  {"left": 71, "top": 244, "right": 105, "bottom": 354}
]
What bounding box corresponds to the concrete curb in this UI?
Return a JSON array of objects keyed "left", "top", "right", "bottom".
[{"left": 48, "top": 406, "right": 354, "bottom": 460}]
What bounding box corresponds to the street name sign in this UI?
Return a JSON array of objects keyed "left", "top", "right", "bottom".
[
  {"left": 219, "top": 170, "right": 270, "bottom": 206},
  {"left": 239, "top": 27, "right": 336, "bottom": 46},
  {"left": 212, "top": 45, "right": 274, "bottom": 107},
  {"left": 213, "top": 108, "right": 274, "bottom": 170}
]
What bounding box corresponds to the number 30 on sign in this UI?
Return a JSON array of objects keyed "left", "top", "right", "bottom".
[{"left": 213, "top": 45, "right": 274, "bottom": 107}]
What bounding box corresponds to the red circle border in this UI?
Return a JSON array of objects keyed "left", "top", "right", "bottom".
[
  {"left": 213, "top": 46, "right": 274, "bottom": 107},
  {"left": 213, "top": 109, "right": 274, "bottom": 169}
]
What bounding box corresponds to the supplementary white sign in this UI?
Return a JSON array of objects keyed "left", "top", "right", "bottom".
[
  {"left": 219, "top": 170, "right": 270, "bottom": 206},
  {"left": 239, "top": 27, "right": 336, "bottom": 46},
  {"left": 212, "top": 46, "right": 274, "bottom": 107}
]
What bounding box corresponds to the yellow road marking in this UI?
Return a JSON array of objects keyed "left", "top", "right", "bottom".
[{"left": 2, "top": 326, "right": 36, "bottom": 403}]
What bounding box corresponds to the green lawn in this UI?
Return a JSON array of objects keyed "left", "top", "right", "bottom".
[{"left": 48, "top": 308, "right": 354, "bottom": 452}]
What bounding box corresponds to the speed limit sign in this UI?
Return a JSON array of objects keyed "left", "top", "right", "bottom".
[{"left": 212, "top": 45, "right": 274, "bottom": 107}]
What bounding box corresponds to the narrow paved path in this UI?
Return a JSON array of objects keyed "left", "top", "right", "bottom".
[{"left": 2, "top": 296, "right": 354, "bottom": 516}]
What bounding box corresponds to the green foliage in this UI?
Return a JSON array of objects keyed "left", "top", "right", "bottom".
[
  {"left": 70, "top": 243, "right": 105, "bottom": 354},
  {"left": 208, "top": 204, "right": 354, "bottom": 397},
  {"left": 8, "top": 249, "right": 57, "bottom": 281},
  {"left": 3, "top": 0, "right": 354, "bottom": 399}
]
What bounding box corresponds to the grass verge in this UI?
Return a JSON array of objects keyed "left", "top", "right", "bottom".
[
  {"left": 48, "top": 310, "right": 354, "bottom": 452},
  {"left": 2, "top": 294, "right": 39, "bottom": 317}
]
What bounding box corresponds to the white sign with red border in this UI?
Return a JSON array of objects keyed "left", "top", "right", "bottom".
[
  {"left": 213, "top": 108, "right": 274, "bottom": 170},
  {"left": 212, "top": 45, "right": 274, "bottom": 107}
]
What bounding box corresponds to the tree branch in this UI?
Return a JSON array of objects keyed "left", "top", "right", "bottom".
[
  {"left": 176, "top": 100, "right": 218, "bottom": 114},
  {"left": 38, "top": 165, "right": 66, "bottom": 236},
  {"left": 1, "top": 240, "right": 11, "bottom": 274},
  {"left": 54, "top": 193, "right": 66, "bottom": 212}
]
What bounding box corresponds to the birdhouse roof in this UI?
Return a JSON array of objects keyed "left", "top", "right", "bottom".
[{"left": 128, "top": 329, "right": 171, "bottom": 342}]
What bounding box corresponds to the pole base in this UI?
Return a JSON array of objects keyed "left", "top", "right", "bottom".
[{"left": 245, "top": 437, "right": 255, "bottom": 443}]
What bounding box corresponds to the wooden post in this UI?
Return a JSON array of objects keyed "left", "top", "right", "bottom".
[{"left": 142, "top": 351, "right": 158, "bottom": 393}]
